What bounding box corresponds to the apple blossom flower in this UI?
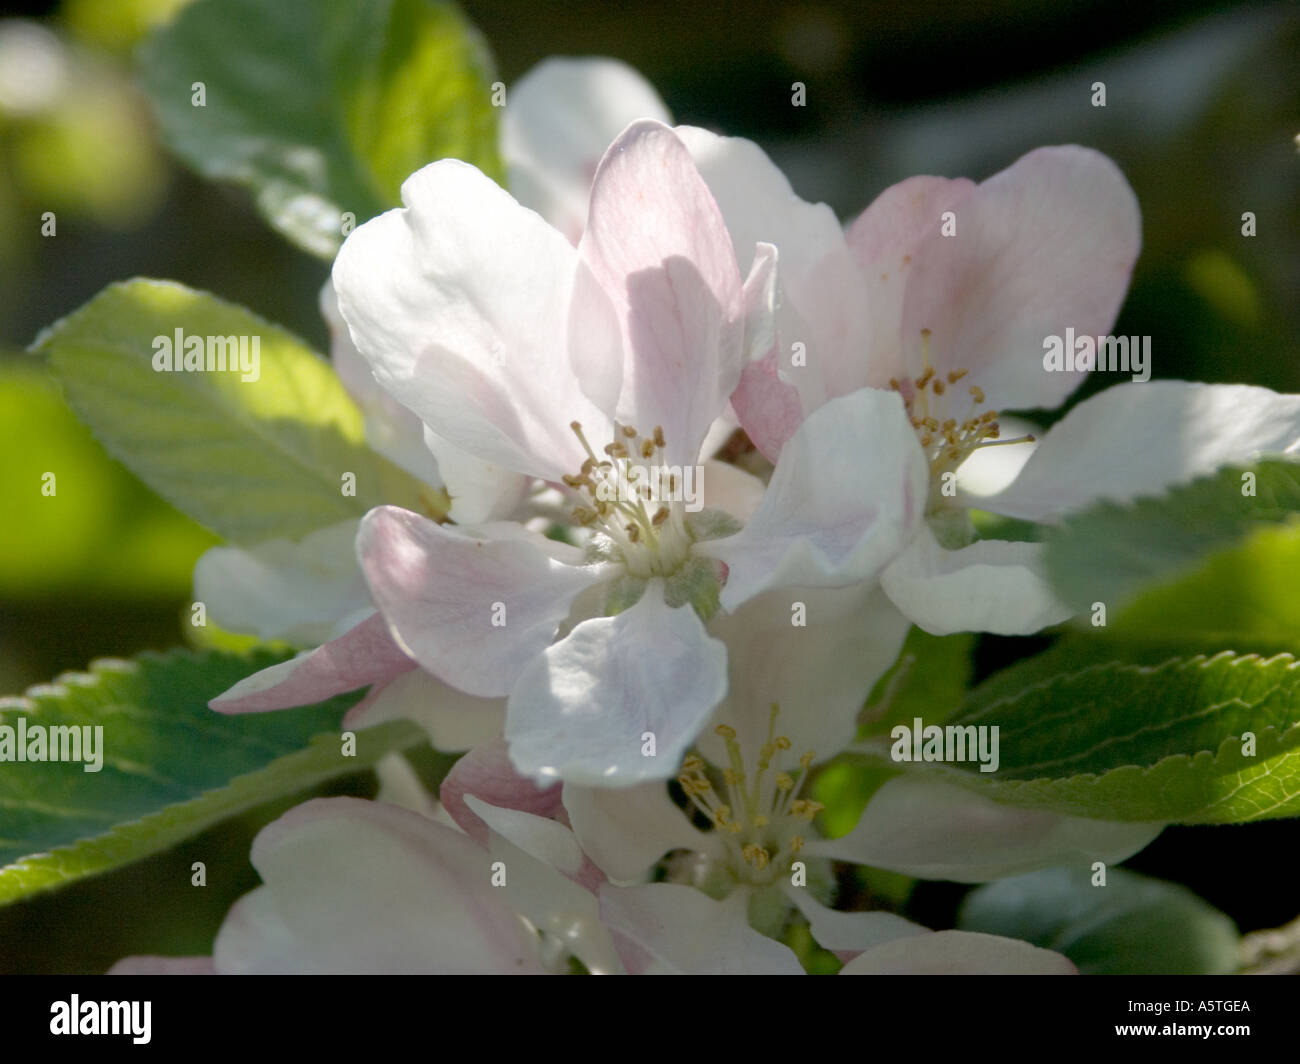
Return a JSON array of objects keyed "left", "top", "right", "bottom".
[
  {"left": 331, "top": 118, "right": 927, "bottom": 787},
  {"left": 203, "top": 59, "right": 690, "bottom": 736},
  {"left": 683, "top": 130, "right": 1300, "bottom": 636},
  {"left": 111, "top": 763, "right": 1077, "bottom": 975},
  {"left": 558, "top": 598, "right": 1161, "bottom": 949}
]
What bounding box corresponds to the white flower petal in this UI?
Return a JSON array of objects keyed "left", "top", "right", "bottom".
[
  {"left": 881, "top": 524, "right": 1071, "bottom": 636},
  {"left": 677, "top": 124, "right": 871, "bottom": 433},
  {"left": 343, "top": 666, "right": 504, "bottom": 753},
  {"left": 563, "top": 781, "right": 713, "bottom": 884},
  {"left": 357, "top": 506, "right": 601, "bottom": 698},
  {"left": 321, "top": 279, "right": 442, "bottom": 488},
  {"left": 213, "top": 797, "right": 542, "bottom": 973},
  {"left": 193, "top": 520, "right": 370, "bottom": 648},
  {"left": 807, "top": 776, "right": 1163, "bottom": 883},
  {"left": 572, "top": 120, "right": 746, "bottom": 468},
  {"left": 781, "top": 884, "right": 930, "bottom": 954},
  {"left": 704, "top": 388, "right": 927, "bottom": 610},
  {"left": 700, "top": 585, "right": 910, "bottom": 766},
  {"left": 599, "top": 883, "right": 803, "bottom": 974},
  {"left": 333, "top": 158, "right": 606, "bottom": 483},
  {"left": 505, "top": 581, "right": 728, "bottom": 787},
  {"left": 840, "top": 929, "right": 1076, "bottom": 974},
  {"left": 983, "top": 380, "right": 1300, "bottom": 521},
  {"left": 464, "top": 794, "right": 585, "bottom": 876},
  {"left": 898, "top": 146, "right": 1141, "bottom": 413}
]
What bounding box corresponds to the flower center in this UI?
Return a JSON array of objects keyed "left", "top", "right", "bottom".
[
  {"left": 676, "top": 706, "right": 822, "bottom": 888},
  {"left": 890, "top": 329, "right": 1033, "bottom": 510},
  {"left": 564, "top": 420, "right": 695, "bottom": 578}
]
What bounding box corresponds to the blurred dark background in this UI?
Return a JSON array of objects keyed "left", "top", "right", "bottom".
[{"left": 0, "top": 0, "right": 1297, "bottom": 971}]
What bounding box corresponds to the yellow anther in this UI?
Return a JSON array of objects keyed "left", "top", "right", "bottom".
[
  {"left": 652, "top": 506, "right": 669, "bottom": 527},
  {"left": 775, "top": 736, "right": 791, "bottom": 750},
  {"left": 653, "top": 426, "right": 666, "bottom": 448},
  {"left": 947, "top": 369, "right": 967, "bottom": 383},
  {"left": 621, "top": 424, "right": 638, "bottom": 438},
  {"left": 775, "top": 773, "right": 794, "bottom": 790},
  {"left": 933, "top": 378, "right": 946, "bottom": 395},
  {"left": 969, "top": 385, "right": 985, "bottom": 403},
  {"left": 640, "top": 440, "right": 655, "bottom": 459},
  {"left": 790, "top": 836, "right": 805, "bottom": 853},
  {"left": 715, "top": 725, "right": 737, "bottom": 740},
  {"left": 916, "top": 367, "right": 935, "bottom": 389},
  {"left": 625, "top": 523, "right": 641, "bottom": 543}
]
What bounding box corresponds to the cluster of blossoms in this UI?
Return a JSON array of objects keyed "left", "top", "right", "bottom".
[{"left": 119, "top": 57, "right": 1300, "bottom": 975}]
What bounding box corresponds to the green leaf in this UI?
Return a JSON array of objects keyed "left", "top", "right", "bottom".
[
  {"left": 0, "top": 647, "right": 424, "bottom": 905},
  {"left": 859, "top": 627, "right": 975, "bottom": 736},
  {"left": 958, "top": 867, "right": 1239, "bottom": 975},
  {"left": 855, "top": 652, "right": 1300, "bottom": 824},
  {"left": 37, "top": 278, "right": 431, "bottom": 544},
  {"left": 137, "top": 0, "right": 501, "bottom": 257},
  {"left": 0, "top": 359, "right": 216, "bottom": 597},
  {"left": 1044, "top": 459, "right": 1300, "bottom": 615}
]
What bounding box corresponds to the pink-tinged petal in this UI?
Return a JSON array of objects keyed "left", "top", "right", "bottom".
[
  {"left": 343, "top": 667, "right": 504, "bottom": 752},
  {"left": 214, "top": 797, "right": 543, "bottom": 974},
  {"left": 702, "top": 388, "right": 928, "bottom": 610},
  {"left": 599, "top": 883, "right": 804, "bottom": 974},
  {"left": 730, "top": 347, "right": 804, "bottom": 463},
  {"left": 845, "top": 174, "right": 976, "bottom": 390},
  {"left": 109, "top": 955, "right": 216, "bottom": 975},
  {"left": 981, "top": 380, "right": 1300, "bottom": 521},
  {"left": 333, "top": 159, "right": 608, "bottom": 484},
  {"left": 807, "top": 776, "right": 1162, "bottom": 883},
  {"left": 440, "top": 737, "right": 563, "bottom": 846},
  {"left": 701, "top": 586, "right": 911, "bottom": 766},
  {"left": 571, "top": 120, "right": 745, "bottom": 468},
  {"left": 563, "top": 780, "right": 716, "bottom": 884},
  {"left": 464, "top": 794, "right": 584, "bottom": 876},
  {"left": 880, "top": 525, "right": 1071, "bottom": 636},
  {"left": 899, "top": 146, "right": 1141, "bottom": 411},
  {"left": 193, "top": 520, "right": 371, "bottom": 649},
  {"left": 505, "top": 581, "right": 728, "bottom": 787},
  {"left": 674, "top": 126, "right": 846, "bottom": 281},
  {"left": 209, "top": 611, "right": 414, "bottom": 715},
  {"left": 676, "top": 125, "right": 871, "bottom": 449},
  {"left": 321, "top": 280, "right": 442, "bottom": 489},
  {"left": 357, "top": 506, "right": 602, "bottom": 698},
  {"left": 840, "top": 930, "right": 1076, "bottom": 975},
  {"left": 780, "top": 885, "right": 929, "bottom": 955},
  {"left": 503, "top": 57, "right": 671, "bottom": 243}
]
